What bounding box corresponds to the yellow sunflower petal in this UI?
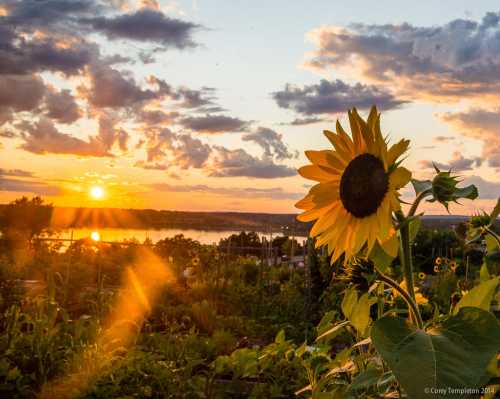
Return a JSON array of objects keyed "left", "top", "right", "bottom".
[
  {"left": 304, "top": 150, "right": 343, "bottom": 170},
  {"left": 297, "top": 203, "right": 336, "bottom": 222},
  {"left": 298, "top": 165, "right": 337, "bottom": 182},
  {"left": 310, "top": 202, "right": 341, "bottom": 236},
  {"left": 295, "top": 194, "right": 315, "bottom": 210},
  {"left": 389, "top": 166, "right": 411, "bottom": 189},
  {"left": 324, "top": 130, "right": 353, "bottom": 163},
  {"left": 380, "top": 233, "right": 399, "bottom": 258},
  {"left": 387, "top": 139, "right": 410, "bottom": 165}
]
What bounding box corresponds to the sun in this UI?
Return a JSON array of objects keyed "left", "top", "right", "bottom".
[
  {"left": 90, "top": 231, "right": 100, "bottom": 242},
  {"left": 90, "top": 185, "right": 105, "bottom": 200}
]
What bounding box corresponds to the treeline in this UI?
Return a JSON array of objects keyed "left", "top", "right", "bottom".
[
  {"left": 1, "top": 200, "right": 497, "bottom": 235},
  {"left": 0, "top": 203, "right": 311, "bottom": 233}
]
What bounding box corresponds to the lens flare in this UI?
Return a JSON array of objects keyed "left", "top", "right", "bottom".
[{"left": 39, "top": 247, "right": 172, "bottom": 399}]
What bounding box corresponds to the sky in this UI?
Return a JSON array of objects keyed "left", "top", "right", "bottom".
[{"left": 0, "top": 0, "right": 499, "bottom": 215}]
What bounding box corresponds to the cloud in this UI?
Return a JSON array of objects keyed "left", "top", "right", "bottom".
[
  {"left": 0, "top": 176, "right": 61, "bottom": 196},
  {"left": 0, "top": 166, "right": 60, "bottom": 195},
  {"left": 85, "top": 9, "right": 200, "bottom": 48},
  {"left": 17, "top": 118, "right": 111, "bottom": 157},
  {"left": 434, "top": 135, "right": 456, "bottom": 143},
  {"left": 0, "top": 168, "right": 34, "bottom": 177},
  {"left": 272, "top": 79, "right": 405, "bottom": 115},
  {"left": 440, "top": 108, "right": 500, "bottom": 168},
  {"left": 177, "top": 87, "right": 219, "bottom": 109},
  {"left": 180, "top": 114, "right": 250, "bottom": 134},
  {"left": 80, "top": 64, "right": 161, "bottom": 108},
  {"left": 96, "top": 114, "right": 129, "bottom": 152},
  {"left": 305, "top": 12, "right": 500, "bottom": 101},
  {"left": 137, "top": 130, "right": 297, "bottom": 179},
  {"left": 0, "top": 168, "right": 60, "bottom": 195},
  {"left": 209, "top": 146, "right": 296, "bottom": 178},
  {"left": 419, "top": 151, "right": 482, "bottom": 172},
  {"left": 148, "top": 183, "right": 302, "bottom": 200},
  {"left": 286, "top": 117, "right": 324, "bottom": 125},
  {"left": 137, "top": 109, "right": 179, "bottom": 125},
  {"left": 171, "top": 134, "right": 212, "bottom": 169},
  {"left": 0, "top": 30, "right": 97, "bottom": 76},
  {"left": 138, "top": 128, "right": 211, "bottom": 169},
  {"left": 2, "top": 0, "right": 98, "bottom": 27},
  {"left": 0, "top": 74, "right": 46, "bottom": 114},
  {"left": 242, "top": 127, "right": 297, "bottom": 160},
  {"left": 44, "top": 88, "right": 81, "bottom": 124}
]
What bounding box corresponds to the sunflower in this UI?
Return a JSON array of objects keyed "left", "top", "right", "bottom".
[
  {"left": 418, "top": 272, "right": 426, "bottom": 280},
  {"left": 449, "top": 260, "right": 458, "bottom": 272},
  {"left": 296, "top": 106, "right": 411, "bottom": 262},
  {"left": 191, "top": 256, "right": 200, "bottom": 267},
  {"left": 394, "top": 280, "right": 428, "bottom": 305},
  {"left": 435, "top": 257, "right": 443, "bottom": 265}
]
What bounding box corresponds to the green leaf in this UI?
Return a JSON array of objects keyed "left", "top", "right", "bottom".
[
  {"left": 350, "top": 293, "right": 375, "bottom": 336},
  {"left": 347, "top": 368, "right": 382, "bottom": 393},
  {"left": 369, "top": 240, "right": 395, "bottom": 273},
  {"left": 316, "top": 320, "right": 350, "bottom": 342},
  {"left": 485, "top": 235, "right": 499, "bottom": 252},
  {"left": 341, "top": 287, "right": 358, "bottom": 320},
  {"left": 275, "top": 329, "right": 286, "bottom": 344},
  {"left": 454, "top": 277, "right": 499, "bottom": 314},
  {"left": 409, "top": 217, "right": 422, "bottom": 242},
  {"left": 411, "top": 179, "right": 432, "bottom": 195},
  {"left": 480, "top": 262, "right": 491, "bottom": 282},
  {"left": 454, "top": 184, "right": 478, "bottom": 201},
  {"left": 341, "top": 288, "right": 376, "bottom": 336},
  {"left": 371, "top": 307, "right": 500, "bottom": 399},
  {"left": 489, "top": 197, "right": 500, "bottom": 223}
]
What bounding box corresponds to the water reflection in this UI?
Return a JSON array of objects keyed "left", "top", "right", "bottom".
[{"left": 53, "top": 228, "right": 307, "bottom": 245}]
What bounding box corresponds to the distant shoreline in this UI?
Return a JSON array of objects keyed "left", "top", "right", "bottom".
[{"left": 0, "top": 205, "right": 491, "bottom": 234}]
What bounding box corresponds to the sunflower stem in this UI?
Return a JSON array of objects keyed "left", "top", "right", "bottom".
[
  {"left": 407, "top": 189, "right": 432, "bottom": 217},
  {"left": 376, "top": 270, "right": 424, "bottom": 329}
]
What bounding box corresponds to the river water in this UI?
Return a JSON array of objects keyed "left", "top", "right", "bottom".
[{"left": 51, "top": 228, "right": 307, "bottom": 245}]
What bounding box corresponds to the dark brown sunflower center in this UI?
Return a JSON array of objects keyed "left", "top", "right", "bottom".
[{"left": 340, "top": 153, "right": 389, "bottom": 218}]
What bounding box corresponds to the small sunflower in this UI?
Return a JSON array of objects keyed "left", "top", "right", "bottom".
[
  {"left": 418, "top": 272, "right": 426, "bottom": 280},
  {"left": 435, "top": 257, "right": 443, "bottom": 265},
  {"left": 296, "top": 107, "right": 411, "bottom": 262},
  {"left": 191, "top": 256, "right": 200, "bottom": 267},
  {"left": 433, "top": 265, "right": 440, "bottom": 273},
  {"left": 449, "top": 260, "right": 458, "bottom": 272},
  {"left": 394, "top": 280, "right": 428, "bottom": 304}
]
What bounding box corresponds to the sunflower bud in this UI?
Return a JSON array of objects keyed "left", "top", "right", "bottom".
[
  {"left": 339, "top": 257, "right": 376, "bottom": 293},
  {"left": 429, "top": 166, "right": 478, "bottom": 211}
]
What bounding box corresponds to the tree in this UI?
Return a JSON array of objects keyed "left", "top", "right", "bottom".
[{"left": 0, "top": 196, "right": 53, "bottom": 242}]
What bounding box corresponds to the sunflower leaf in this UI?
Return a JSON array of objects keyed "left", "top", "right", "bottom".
[
  {"left": 411, "top": 179, "right": 432, "bottom": 195},
  {"left": 369, "top": 240, "right": 395, "bottom": 273},
  {"left": 454, "top": 184, "right": 478, "bottom": 201},
  {"left": 453, "top": 277, "right": 499, "bottom": 314},
  {"left": 371, "top": 307, "right": 500, "bottom": 399}
]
